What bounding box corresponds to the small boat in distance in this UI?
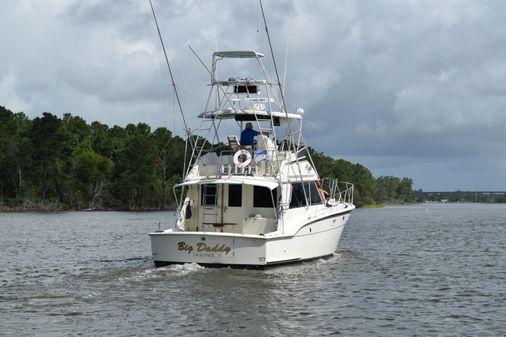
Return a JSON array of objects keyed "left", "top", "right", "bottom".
[{"left": 149, "top": 50, "right": 355, "bottom": 268}]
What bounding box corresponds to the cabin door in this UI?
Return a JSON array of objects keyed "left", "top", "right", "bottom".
[
  {"left": 223, "top": 184, "right": 244, "bottom": 226},
  {"left": 201, "top": 184, "right": 219, "bottom": 226}
]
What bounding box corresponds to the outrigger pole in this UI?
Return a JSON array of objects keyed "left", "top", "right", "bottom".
[
  {"left": 148, "top": 0, "right": 193, "bottom": 149},
  {"left": 258, "top": 0, "right": 296, "bottom": 150},
  {"left": 259, "top": 0, "right": 314, "bottom": 203}
]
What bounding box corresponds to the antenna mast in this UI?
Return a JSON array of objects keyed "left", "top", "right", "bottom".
[{"left": 148, "top": 0, "right": 193, "bottom": 148}]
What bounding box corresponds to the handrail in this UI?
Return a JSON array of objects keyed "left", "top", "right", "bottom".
[
  {"left": 193, "top": 149, "right": 290, "bottom": 178},
  {"left": 320, "top": 178, "right": 354, "bottom": 204}
]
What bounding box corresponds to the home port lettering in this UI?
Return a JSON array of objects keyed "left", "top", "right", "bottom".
[{"left": 178, "top": 241, "right": 231, "bottom": 255}]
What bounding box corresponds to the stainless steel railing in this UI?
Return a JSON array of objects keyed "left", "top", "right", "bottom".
[{"left": 320, "top": 179, "right": 354, "bottom": 204}]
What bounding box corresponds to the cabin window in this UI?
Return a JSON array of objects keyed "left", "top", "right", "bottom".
[
  {"left": 234, "top": 85, "right": 259, "bottom": 94},
  {"left": 290, "top": 183, "right": 307, "bottom": 208},
  {"left": 228, "top": 185, "right": 242, "bottom": 207},
  {"left": 309, "top": 181, "right": 323, "bottom": 205},
  {"left": 201, "top": 184, "right": 218, "bottom": 206},
  {"left": 254, "top": 186, "right": 277, "bottom": 208},
  {"left": 290, "top": 182, "right": 322, "bottom": 208}
]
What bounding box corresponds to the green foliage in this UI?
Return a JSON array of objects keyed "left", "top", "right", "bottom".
[
  {"left": 112, "top": 123, "right": 158, "bottom": 208},
  {"left": 29, "top": 112, "right": 66, "bottom": 200},
  {"left": 72, "top": 150, "right": 113, "bottom": 209},
  {"left": 0, "top": 107, "right": 32, "bottom": 200},
  {"left": 375, "top": 176, "right": 415, "bottom": 204},
  {"left": 0, "top": 107, "right": 186, "bottom": 210}
]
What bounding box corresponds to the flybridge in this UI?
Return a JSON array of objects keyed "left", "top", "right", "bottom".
[{"left": 184, "top": 48, "right": 312, "bottom": 181}]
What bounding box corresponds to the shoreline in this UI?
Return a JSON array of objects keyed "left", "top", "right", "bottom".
[
  {"left": 0, "top": 209, "right": 177, "bottom": 213},
  {"left": 0, "top": 205, "right": 177, "bottom": 213}
]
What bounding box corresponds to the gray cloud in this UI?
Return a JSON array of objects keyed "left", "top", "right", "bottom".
[{"left": 1, "top": 0, "right": 505, "bottom": 191}]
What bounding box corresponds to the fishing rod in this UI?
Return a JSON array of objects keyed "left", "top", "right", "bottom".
[{"left": 148, "top": 0, "right": 193, "bottom": 149}]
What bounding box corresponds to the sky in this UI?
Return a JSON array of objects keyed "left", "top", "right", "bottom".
[{"left": 1, "top": 0, "right": 506, "bottom": 191}]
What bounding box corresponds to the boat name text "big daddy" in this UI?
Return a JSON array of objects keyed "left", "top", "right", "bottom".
[{"left": 178, "top": 241, "right": 231, "bottom": 255}]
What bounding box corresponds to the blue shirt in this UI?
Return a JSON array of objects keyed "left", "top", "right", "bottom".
[{"left": 240, "top": 128, "right": 260, "bottom": 146}]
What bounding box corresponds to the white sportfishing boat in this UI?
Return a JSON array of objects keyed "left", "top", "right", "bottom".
[{"left": 150, "top": 50, "right": 355, "bottom": 268}]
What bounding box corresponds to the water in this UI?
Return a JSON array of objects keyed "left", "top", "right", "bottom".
[{"left": 1, "top": 204, "right": 505, "bottom": 336}]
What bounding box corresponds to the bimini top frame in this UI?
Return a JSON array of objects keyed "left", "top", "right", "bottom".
[
  {"left": 213, "top": 50, "right": 264, "bottom": 59},
  {"left": 198, "top": 109, "right": 302, "bottom": 120},
  {"left": 203, "top": 50, "right": 302, "bottom": 120}
]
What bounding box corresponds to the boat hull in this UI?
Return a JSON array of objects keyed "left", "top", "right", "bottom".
[{"left": 150, "top": 210, "right": 351, "bottom": 268}]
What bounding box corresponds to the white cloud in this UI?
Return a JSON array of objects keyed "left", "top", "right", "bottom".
[
  {"left": 0, "top": 67, "right": 32, "bottom": 113},
  {"left": 393, "top": 58, "right": 506, "bottom": 134}
]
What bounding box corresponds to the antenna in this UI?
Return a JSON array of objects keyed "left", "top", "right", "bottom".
[
  {"left": 282, "top": 34, "right": 290, "bottom": 96},
  {"left": 148, "top": 0, "right": 193, "bottom": 148}
]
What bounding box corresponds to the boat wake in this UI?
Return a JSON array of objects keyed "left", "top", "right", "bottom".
[
  {"left": 115, "top": 263, "right": 205, "bottom": 284},
  {"left": 163, "top": 262, "right": 206, "bottom": 275}
]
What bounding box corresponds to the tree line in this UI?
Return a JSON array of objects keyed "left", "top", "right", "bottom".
[
  {"left": 0, "top": 106, "right": 185, "bottom": 210},
  {"left": 420, "top": 191, "right": 506, "bottom": 203},
  {"left": 308, "top": 149, "right": 416, "bottom": 206},
  {"left": 0, "top": 106, "right": 417, "bottom": 210}
]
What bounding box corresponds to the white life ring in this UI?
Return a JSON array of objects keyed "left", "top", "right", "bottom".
[{"left": 233, "top": 149, "right": 252, "bottom": 168}]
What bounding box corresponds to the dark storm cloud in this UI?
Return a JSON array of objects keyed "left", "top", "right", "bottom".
[{"left": 1, "top": 0, "right": 505, "bottom": 190}]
